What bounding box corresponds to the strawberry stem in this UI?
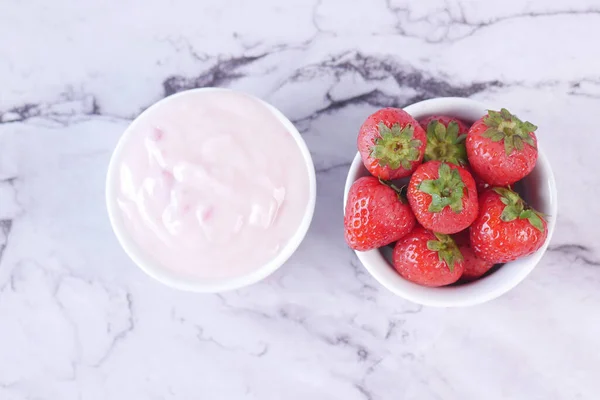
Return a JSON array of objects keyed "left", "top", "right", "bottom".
[
  {"left": 426, "top": 233, "right": 463, "bottom": 272},
  {"left": 418, "top": 163, "right": 465, "bottom": 213},
  {"left": 370, "top": 123, "right": 422, "bottom": 170},
  {"left": 379, "top": 178, "right": 407, "bottom": 203},
  {"left": 482, "top": 108, "right": 537, "bottom": 156},
  {"left": 493, "top": 187, "right": 545, "bottom": 232},
  {"left": 424, "top": 120, "right": 467, "bottom": 165}
]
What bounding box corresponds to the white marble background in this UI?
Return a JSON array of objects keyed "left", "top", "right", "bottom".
[{"left": 1, "top": 0, "right": 599, "bottom": 399}]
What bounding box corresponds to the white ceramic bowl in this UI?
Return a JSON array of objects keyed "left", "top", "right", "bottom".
[
  {"left": 106, "top": 88, "right": 316, "bottom": 292},
  {"left": 343, "top": 97, "right": 557, "bottom": 307}
]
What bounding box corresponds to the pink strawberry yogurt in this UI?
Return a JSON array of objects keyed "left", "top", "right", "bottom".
[{"left": 113, "top": 89, "right": 311, "bottom": 280}]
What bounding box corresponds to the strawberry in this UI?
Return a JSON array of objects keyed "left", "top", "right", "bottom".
[
  {"left": 470, "top": 187, "right": 548, "bottom": 263},
  {"left": 463, "top": 165, "right": 490, "bottom": 193},
  {"left": 459, "top": 246, "right": 495, "bottom": 281},
  {"left": 393, "top": 226, "right": 464, "bottom": 287},
  {"left": 452, "top": 229, "right": 494, "bottom": 281},
  {"left": 419, "top": 116, "right": 469, "bottom": 166},
  {"left": 358, "top": 108, "right": 426, "bottom": 180},
  {"left": 466, "top": 108, "right": 538, "bottom": 186},
  {"left": 407, "top": 161, "right": 478, "bottom": 234},
  {"left": 344, "top": 176, "right": 416, "bottom": 251},
  {"left": 452, "top": 229, "right": 470, "bottom": 247}
]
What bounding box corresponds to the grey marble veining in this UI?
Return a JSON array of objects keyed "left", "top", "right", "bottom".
[{"left": 1, "top": 0, "right": 599, "bottom": 399}]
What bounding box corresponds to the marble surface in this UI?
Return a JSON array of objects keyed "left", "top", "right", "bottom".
[{"left": 1, "top": 1, "right": 599, "bottom": 399}]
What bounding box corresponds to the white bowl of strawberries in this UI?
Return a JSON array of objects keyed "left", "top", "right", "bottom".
[{"left": 343, "top": 97, "right": 557, "bottom": 307}]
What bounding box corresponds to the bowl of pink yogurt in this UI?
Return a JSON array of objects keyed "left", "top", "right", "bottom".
[{"left": 106, "top": 88, "right": 316, "bottom": 292}]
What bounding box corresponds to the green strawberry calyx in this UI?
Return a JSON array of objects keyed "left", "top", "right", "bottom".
[
  {"left": 418, "top": 163, "right": 465, "bottom": 213},
  {"left": 493, "top": 187, "right": 546, "bottom": 232},
  {"left": 424, "top": 120, "right": 468, "bottom": 165},
  {"left": 370, "top": 122, "right": 422, "bottom": 170},
  {"left": 482, "top": 108, "right": 538, "bottom": 156},
  {"left": 378, "top": 178, "right": 408, "bottom": 204},
  {"left": 427, "top": 233, "right": 463, "bottom": 272}
]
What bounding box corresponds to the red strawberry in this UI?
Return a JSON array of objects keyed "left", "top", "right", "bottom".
[
  {"left": 358, "top": 108, "right": 426, "bottom": 180},
  {"left": 419, "top": 116, "right": 469, "bottom": 166},
  {"left": 452, "top": 229, "right": 470, "bottom": 247},
  {"left": 463, "top": 165, "right": 490, "bottom": 193},
  {"left": 466, "top": 108, "right": 538, "bottom": 186},
  {"left": 393, "top": 226, "right": 464, "bottom": 287},
  {"left": 459, "top": 246, "right": 495, "bottom": 281},
  {"left": 344, "top": 176, "right": 416, "bottom": 251},
  {"left": 470, "top": 188, "right": 548, "bottom": 263},
  {"left": 452, "top": 229, "right": 495, "bottom": 281},
  {"left": 420, "top": 115, "right": 470, "bottom": 132},
  {"left": 472, "top": 171, "right": 490, "bottom": 193},
  {"left": 407, "top": 161, "right": 478, "bottom": 234}
]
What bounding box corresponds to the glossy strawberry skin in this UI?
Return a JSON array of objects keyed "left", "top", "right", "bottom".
[
  {"left": 451, "top": 229, "right": 495, "bottom": 280},
  {"left": 459, "top": 245, "right": 495, "bottom": 281},
  {"left": 470, "top": 189, "right": 548, "bottom": 263},
  {"left": 407, "top": 161, "right": 478, "bottom": 234},
  {"left": 344, "top": 177, "right": 416, "bottom": 251},
  {"left": 419, "top": 115, "right": 470, "bottom": 134},
  {"left": 358, "top": 108, "right": 426, "bottom": 180},
  {"left": 466, "top": 118, "right": 538, "bottom": 186},
  {"left": 463, "top": 165, "right": 490, "bottom": 193},
  {"left": 393, "top": 226, "right": 464, "bottom": 287}
]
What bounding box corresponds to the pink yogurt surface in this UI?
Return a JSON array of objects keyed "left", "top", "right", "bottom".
[{"left": 115, "top": 90, "right": 310, "bottom": 280}]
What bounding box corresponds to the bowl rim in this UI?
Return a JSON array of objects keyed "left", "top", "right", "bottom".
[
  {"left": 343, "top": 97, "right": 557, "bottom": 307},
  {"left": 106, "top": 87, "right": 317, "bottom": 292}
]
